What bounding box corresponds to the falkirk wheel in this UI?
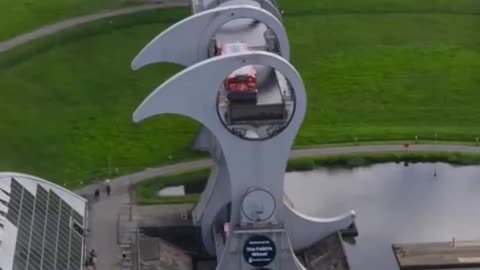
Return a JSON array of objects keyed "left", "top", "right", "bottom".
[{"left": 131, "top": 0, "right": 356, "bottom": 269}]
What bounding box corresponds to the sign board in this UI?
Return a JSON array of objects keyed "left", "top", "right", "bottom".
[{"left": 243, "top": 235, "right": 276, "bottom": 267}]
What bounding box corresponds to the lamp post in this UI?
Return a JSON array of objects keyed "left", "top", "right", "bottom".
[
  {"left": 108, "top": 155, "right": 112, "bottom": 177},
  {"left": 433, "top": 133, "right": 438, "bottom": 178}
]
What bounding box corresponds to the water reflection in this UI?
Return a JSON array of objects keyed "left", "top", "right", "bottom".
[
  {"left": 285, "top": 162, "right": 480, "bottom": 270},
  {"left": 157, "top": 185, "right": 185, "bottom": 196}
]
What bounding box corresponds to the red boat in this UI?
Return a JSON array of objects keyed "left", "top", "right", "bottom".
[{"left": 221, "top": 42, "right": 258, "bottom": 103}]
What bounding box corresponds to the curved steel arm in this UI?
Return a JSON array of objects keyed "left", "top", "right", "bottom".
[
  {"left": 133, "top": 51, "right": 305, "bottom": 225},
  {"left": 131, "top": 5, "right": 289, "bottom": 69},
  {"left": 284, "top": 204, "right": 356, "bottom": 251}
]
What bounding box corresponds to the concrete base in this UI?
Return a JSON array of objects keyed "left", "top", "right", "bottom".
[
  {"left": 139, "top": 236, "right": 193, "bottom": 270},
  {"left": 134, "top": 205, "right": 352, "bottom": 270},
  {"left": 138, "top": 230, "right": 351, "bottom": 270},
  {"left": 302, "top": 233, "right": 350, "bottom": 270},
  {"left": 136, "top": 204, "right": 211, "bottom": 258}
]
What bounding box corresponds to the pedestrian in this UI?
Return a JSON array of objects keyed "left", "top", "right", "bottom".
[
  {"left": 104, "top": 179, "right": 111, "bottom": 196},
  {"left": 94, "top": 189, "right": 100, "bottom": 201},
  {"left": 122, "top": 251, "right": 127, "bottom": 261}
]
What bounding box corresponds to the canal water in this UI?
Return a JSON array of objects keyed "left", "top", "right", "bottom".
[{"left": 285, "top": 162, "right": 480, "bottom": 270}]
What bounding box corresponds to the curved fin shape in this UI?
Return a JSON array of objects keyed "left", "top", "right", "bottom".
[
  {"left": 193, "top": 181, "right": 356, "bottom": 254},
  {"left": 133, "top": 50, "right": 302, "bottom": 130},
  {"left": 134, "top": 51, "right": 306, "bottom": 225},
  {"left": 131, "top": 5, "right": 289, "bottom": 69},
  {"left": 284, "top": 203, "right": 356, "bottom": 251}
]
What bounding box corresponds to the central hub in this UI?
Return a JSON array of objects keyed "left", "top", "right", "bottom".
[{"left": 241, "top": 188, "right": 276, "bottom": 222}]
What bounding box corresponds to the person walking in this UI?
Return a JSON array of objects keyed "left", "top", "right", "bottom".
[
  {"left": 89, "top": 249, "right": 97, "bottom": 270},
  {"left": 104, "top": 179, "right": 111, "bottom": 196},
  {"left": 94, "top": 189, "right": 100, "bottom": 201},
  {"left": 92, "top": 256, "right": 97, "bottom": 270}
]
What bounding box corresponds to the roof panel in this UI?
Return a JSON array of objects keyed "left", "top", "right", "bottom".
[{"left": 0, "top": 173, "right": 86, "bottom": 270}]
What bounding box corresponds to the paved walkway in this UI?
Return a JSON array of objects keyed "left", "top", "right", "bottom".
[
  {"left": 79, "top": 143, "right": 480, "bottom": 269},
  {"left": 0, "top": 1, "right": 189, "bottom": 53},
  {"left": 87, "top": 193, "right": 129, "bottom": 270},
  {"left": 76, "top": 143, "right": 480, "bottom": 196}
]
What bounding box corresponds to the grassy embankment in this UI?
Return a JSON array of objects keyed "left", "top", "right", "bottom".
[
  {"left": 1, "top": 0, "right": 479, "bottom": 187},
  {"left": 0, "top": 0, "right": 144, "bottom": 41},
  {"left": 136, "top": 151, "right": 480, "bottom": 205}
]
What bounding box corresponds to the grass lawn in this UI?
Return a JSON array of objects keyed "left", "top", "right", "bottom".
[
  {"left": 0, "top": 8, "right": 197, "bottom": 188},
  {"left": 0, "top": 0, "right": 141, "bottom": 41},
  {"left": 279, "top": 0, "right": 480, "bottom": 14},
  {"left": 289, "top": 13, "right": 480, "bottom": 145},
  {"left": 1, "top": 1, "right": 480, "bottom": 187}
]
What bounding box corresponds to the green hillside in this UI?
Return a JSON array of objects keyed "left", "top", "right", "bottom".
[{"left": 1, "top": 1, "right": 479, "bottom": 186}]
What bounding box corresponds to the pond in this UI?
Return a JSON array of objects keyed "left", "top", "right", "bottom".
[
  {"left": 157, "top": 185, "right": 185, "bottom": 196},
  {"left": 285, "top": 162, "right": 480, "bottom": 270}
]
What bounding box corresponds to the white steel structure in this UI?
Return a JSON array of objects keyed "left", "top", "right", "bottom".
[{"left": 132, "top": 0, "right": 356, "bottom": 269}]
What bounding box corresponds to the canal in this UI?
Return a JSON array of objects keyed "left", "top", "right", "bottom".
[{"left": 285, "top": 162, "right": 480, "bottom": 270}]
